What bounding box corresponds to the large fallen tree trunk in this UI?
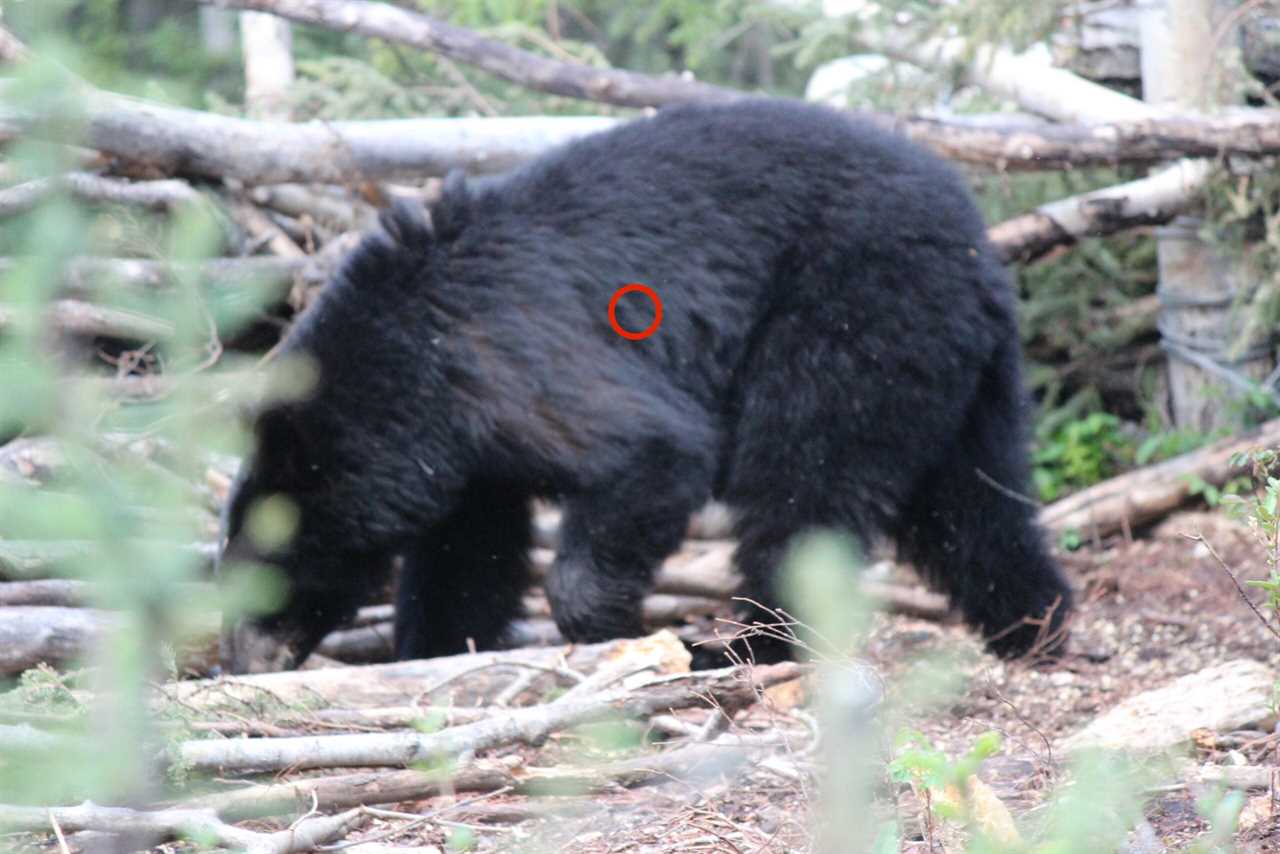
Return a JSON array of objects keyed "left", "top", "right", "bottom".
[
  {"left": 18, "top": 85, "right": 1280, "bottom": 186},
  {"left": 3, "top": 89, "right": 621, "bottom": 184}
]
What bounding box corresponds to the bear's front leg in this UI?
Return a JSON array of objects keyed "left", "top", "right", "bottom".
[
  {"left": 546, "top": 440, "right": 712, "bottom": 644},
  {"left": 394, "top": 480, "right": 533, "bottom": 659}
]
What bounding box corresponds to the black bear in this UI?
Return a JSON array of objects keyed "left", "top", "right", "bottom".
[{"left": 219, "top": 98, "right": 1072, "bottom": 673}]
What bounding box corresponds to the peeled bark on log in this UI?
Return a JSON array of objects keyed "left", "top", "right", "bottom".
[
  {"left": 190, "top": 765, "right": 515, "bottom": 820},
  {"left": 885, "top": 110, "right": 1280, "bottom": 171},
  {"left": 314, "top": 622, "right": 395, "bottom": 662},
  {"left": 834, "top": 0, "right": 1164, "bottom": 124},
  {"left": 521, "top": 591, "right": 724, "bottom": 624},
  {"left": 1040, "top": 417, "right": 1280, "bottom": 539},
  {"left": 989, "top": 158, "right": 1214, "bottom": 263}
]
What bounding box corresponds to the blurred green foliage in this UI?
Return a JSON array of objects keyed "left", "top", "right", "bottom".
[{"left": 0, "top": 28, "right": 272, "bottom": 806}]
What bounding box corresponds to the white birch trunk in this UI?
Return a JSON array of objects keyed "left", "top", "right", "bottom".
[{"left": 241, "top": 11, "right": 295, "bottom": 120}]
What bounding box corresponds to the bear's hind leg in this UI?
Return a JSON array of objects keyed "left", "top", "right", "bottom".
[
  {"left": 395, "top": 480, "right": 532, "bottom": 660},
  {"left": 892, "top": 340, "right": 1072, "bottom": 658}
]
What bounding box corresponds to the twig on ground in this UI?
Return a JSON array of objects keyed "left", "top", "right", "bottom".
[
  {"left": 1185, "top": 532, "right": 1280, "bottom": 642},
  {"left": 176, "top": 661, "right": 802, "bottom": 773},
  {"left": 0, "top": 802, "right": 365, "bottom": 854}
]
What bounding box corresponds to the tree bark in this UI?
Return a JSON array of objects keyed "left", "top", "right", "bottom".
[
  {"left": 240, "top": 11, "right": 294, "bottom": 120},
  {"left": 987, "top": 159, "right": 1214, "bottom": 263},
  {"left": 1142, "top": 0, "right": 1261, "bottom": 432}
]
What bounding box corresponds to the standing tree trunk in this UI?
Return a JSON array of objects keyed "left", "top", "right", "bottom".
[
  {"left": 1143, "top": 0, "right": 1271, "bottom": 430},
  {"left": 240, "top": 11, "right": 294, "bottom": 120}
]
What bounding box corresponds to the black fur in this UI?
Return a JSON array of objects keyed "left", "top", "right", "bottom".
[{"left": 219, "top": 99, "right": 1072, "bottom": 672}]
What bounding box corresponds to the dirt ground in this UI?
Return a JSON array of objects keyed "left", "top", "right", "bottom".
[{"left": 290, "top": 508, "right": 1280, "bottom": 853}]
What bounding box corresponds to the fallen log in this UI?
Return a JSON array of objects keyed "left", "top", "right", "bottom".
[
  {"left": 0, "top": 298, "right": 175, "bottom": 341},
  {"left": 0, "top": 578, "right": 211, "bottom": 608},
  {"left": 188, "top": 740, "right": 761, "bottom": 820},
  {"left": 0, "top": 256, "right": 327, "bottom": 297},
  {"left": 989, "top": 158, "right": 1212, "bottom": 264},
  {"left": 3, "top": 87, "right": 619, "bottom": 185},
  {"left": 0, "top": 540, "right": 216, "bottom": 581},
  {"left": 0, "top": 172, "right": 206, "bottom": 218},
  {"left": 6, "top": 80, "right": 1279, "bottom": 187},
  {"left": 1040, "top": 417, "right": 1280, "bottom": 539},
  {"left": 0, "top": 606, "right": 221, "bottom": 675},
  {"left": 0, "top": 578, "right": 101, "bottom": 607},
  {"left": 175, "top": 659, "right": 803, "bottom": 773},
  {"left": 195, "top": 1, "right": 1280, "bottom": 168},
  {"left": 0, "top": 606, "right": 111, "bottom": 673},
  {"left": 166, "top": 631, "right": 690, "bottom": 711},
  {"left": 533, "top": 539, "right": 948, "bottom": 619},
  {"left": 0, "top": 801, "right": 364, "bottom": 854},
  {"left": 249, "top": 183, "right": 376, "bottom": 232}
]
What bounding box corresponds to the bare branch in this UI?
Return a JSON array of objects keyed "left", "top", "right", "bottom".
[
  {"left": 198, "top": 0, "right": 737, "bottom": 108},
  {"left": 176, "top": 661, "right": 803, "bottom": 773}
]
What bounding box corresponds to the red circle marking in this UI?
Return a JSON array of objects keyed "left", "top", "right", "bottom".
[{"left": 608, "top": 283, "right": 663, "bottom": 341}]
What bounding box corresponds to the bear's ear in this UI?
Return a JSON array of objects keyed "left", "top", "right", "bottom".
[
  {"left": 377, "top": 197, "right": 435, "bottom": 249},
  {"left": 429, "top": 169, "right": 470, "bottom": 241}
]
